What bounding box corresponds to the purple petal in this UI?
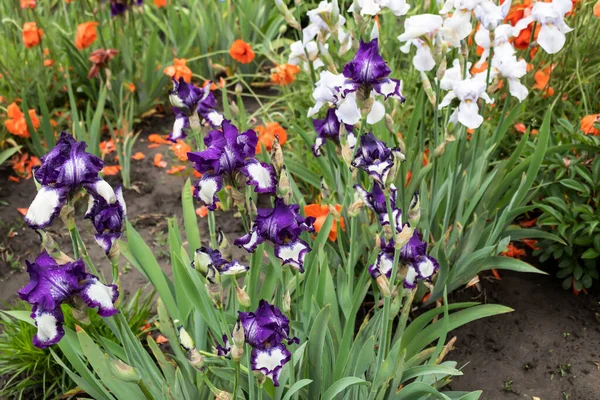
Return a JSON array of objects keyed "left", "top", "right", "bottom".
[
  {"left": 274, "top": 239, "right": 311, "bottom": 273},
  {"left": 238, "top": 300, "right": 291, "bottom": 348},
  {"left": 194, "top": 174, "right": 223, "bottom": 210},
  {"left": 78, "top": 274, "right": 119, "bottom": 317},
  {"left": 25, "top": 186, "right": 69, "bottom": 229},
  {"left": 400, "top": 230, "right": 427, "bottom": 261},
  {"left": 343, "top": 39, "right": 391, "bottom": 85},
  {"left": 250, "top": 344, "right": 291, "bottom": 386},
  {"left": 241, "top": 159, "right": 277, "bottom": 194},
  {"left": 31, "top": 306, "right": 65, "bottom": 348}
]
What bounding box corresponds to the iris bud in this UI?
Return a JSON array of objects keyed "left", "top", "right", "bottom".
[
  {"left": 278, "top": 167, "right": 292, "bottom": 203},
  {"left": 274, "top": 0, "right": 301, "bottom": 30},
  {"left": 217, "top": 229, "right": 233, "bottom": 260},
  {"left": 270, "top": 136, "right": 284, "bottom": 173},
  {"left": 376, "top": 275, "right": 391, "bottom": 297},
  {"left": 109, "top": 359, "right": 140, "bottom": 383},
  {"left": 235, "top": 286, "right": 251, "bottom": 308},
  {"left": 348, "top": 199, "right": 365, "bottom": 217},
  {"left": 421, "top": 72, "right": 436, "bottom": 106},
  {"left": 216, "top": 391, "right": 233, "bottom": 400},
  {"left": 282, "top": 290, "right": 291, "bottom": 313},
  {"left": 178, "top": 326, "right": 195, "bottom": 352},
  {"left": 407, "top": 192, "right": 421, "bottom": 227},
  {"left": 395, "top": 225, "right": 415, "bottom": 250}
]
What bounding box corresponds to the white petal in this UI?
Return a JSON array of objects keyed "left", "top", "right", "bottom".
[
  {"left": 25, "top": 186, "right": 66, "bottom": 229},
  {"left": 82, "top": 280, "right": 118, "bottom": 312},
  {"left": 171, "top": 115, "right": 187, "bottom": 141},
  {"left": 458, "top": 101, "right": 483, "bottom": 129},
  {"left": 93, "top": 179, "right": 117, "bottom": 203},
  {"left": 413, "top": 44, "right": 436, "bottom": 71},
  {"left": 537, "top": 24, "right": 565, "bottom": 54},
  {"left": 367, "top": 100, "right": 386, "bottom": 124},
  {"left": 335, "top": 93, "right": 361, "bottom": 125},
  {"left": 418, "top": 258, "right": 436, "bottom": 278},
  {"left": 508, "top": 78, "right": 528, "bottom": 102},
  {"left": 404, "top": 266, "right": 418, "bottom": 287},
  {"left": 207, "top": 111, "right": 224, "bottom": 127},
  {"left": 197, "top": 178, "right": 220, "bottom": 206},
  {"left": 246, "top": 162, "right": 275, "bottom": 191}
]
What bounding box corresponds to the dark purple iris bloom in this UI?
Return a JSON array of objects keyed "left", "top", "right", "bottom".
[
  {"left": 192, "top": 246, "right": 249, "bottom": 282},
  {"left": 25, "top": 132, "right": 116, "bottom": 230},
  {"left": 234, "top": 198, "right": 315, "bottom": 272},
  {"left": 352, "top": 133, "right": 405, "bottom": 184},
  {"left": 168, "top": 77, "right": 223, "bottom": 141},
  {"left": 239, "top": 300, "right": 298, "bottom": 386},
  {"left": 85, "top": 185, "right": 126, "bottom": 255},
  {"left": 110, "top": 0, "right": 143, "bottom": 17},
  {"left": 355, "top": 182, "right": 403, "bottom": 229},
  {"left": 312, "top": 108, "right": 354, "bottom": 156},
  {"left": 342, "top": 39, "right": 405, "bottom": 100},
  {"left": 188, "top": 121, "right": 277, "bottom": 209},
  {"left": 368, "top": 231, "right": 438, "bottom": 289},
  {"left": 18, "top": 251, "right": 119, "bottom": 348}
]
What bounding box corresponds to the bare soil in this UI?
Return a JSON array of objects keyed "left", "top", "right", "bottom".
[{"left": 448, "top": 270, "right": 600, "bottom": 400}]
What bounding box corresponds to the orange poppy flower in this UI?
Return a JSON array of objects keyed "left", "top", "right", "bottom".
[
  {"left": 131, "top": 152, "right": 145, "bottom": 160},
  {"left": 154, "top": 153, "right": 167, "bottom": 168},
  {"left": 196, "top": 206, "right": 209, "bottom": 218},
  {"left": 303, "top": 204, "right": 345, "bottom": 242},
  {"left": 514, "top": 123, "right": 527, "bottom": 133},
  {"left": 167, "top": 165, "right": 186, "bottom": 174},
  {"left": 170, "top": 140, "right": 191, "bottom": 161},
  {"left": 127, "top": 82, "right": 136, "bottom": 92},
  {"left": 580, "top": 114, "right": 600, "bottom": 136},
  {"left": 154, "top": 0, "right": 166, "bottom": 6},
  {"left": 229, "top": 40, "right": 255, "bottom": 64},
  {"left": 100, "top": 139, "right": 116, "bottom": 155},
  {"left": 4, "top": 102, "right": 40, "bottom": 138},
  {"left": 255, "top": 122, "right": 288, "bottom": 154},
  {"left": 163, "top": 58, "right": 192, "bottom": 83},
  {"left": 75, "top": 21, "right": 99, "bottom": 50},
  {"left": 470, "top": 62, "right": 488, "bottom": 75},
  {"left": 500, "top": 243, "right": 526, "bottom": 259},
  {"left": 102, "top": 165, "right": 121, "bottom": 175},
  {"left": 11, "top": 153, "right": 41, "bottom": 179},
  {"left": 22, "top": 22, "right": 44, "bottom": 49},
  {"left": 43, "top": 59, "right": 55, "bottom": 67},
  {"left": 405, "top": 171, "right": 412, "bottom": 187},
  {"left": 203, "top": 80, "right": 217, "bottom": 91},
  {"left": 595, "top": 0, "right": 600, "bottom": 17},
  {"left": 21, "top": 0, "right": 36, "bottom": 8},
  {"left": 270, "top": 64, "right": 300, "bottom": 86},
  {"left": 533, "top": 65, "right": 555, "bottom": 96}
]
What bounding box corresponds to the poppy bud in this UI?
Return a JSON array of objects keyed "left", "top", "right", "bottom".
[
  {"left": 109, "top": 359, "right": 140, "bottom": 383},
  {"left": 235, "top": 286, "right": 251, "bottom": 308},
  {"left": 407, "top": 192, "right": 420, "bottom": 227}
]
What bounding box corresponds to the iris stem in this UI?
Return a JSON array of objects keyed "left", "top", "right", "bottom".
[
  {"left": 208, "top": 210, "right": 218, "bottom": 249},
  {"left": 137, "top": 379, "right": 155, "bottom": 400},
  {"left": 233, "top": 361, "right": 240, "bottom": 400}
]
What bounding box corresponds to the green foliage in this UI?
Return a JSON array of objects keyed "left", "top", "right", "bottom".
[{"left": 533, "top": 141, "right": 600, "bottom": 291}]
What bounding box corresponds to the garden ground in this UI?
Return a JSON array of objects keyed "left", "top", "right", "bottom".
[{"left": 1, "top": 126, "right": 599, "bottom": 400}]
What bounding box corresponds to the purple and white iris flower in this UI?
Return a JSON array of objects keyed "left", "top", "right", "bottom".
[
  {"left": 168, "top": 77, "right": 223, "bottom": 141},
  {"left": 25, "top": 132, "right": 116, "bottom": 230},
  {"left": 18, "top": 251, "right": 119, "bottom": 348},
  {"left": 368, "top": 232, "right": 439, "bottom": 289},
  {"left": 515, "top": 0, "right": 573, "bottom": 54},
  {"left": 349, "top": 0, "right": 410, "bottom": 17},
  {"left": 192, "top": 246, "right": 249, "bottom": 282},
  {"left": 355, "top": 182, "right": 402, "bottom": 229},
  {"left": 312, "top": 108, "right": 354, "bottom": 156},
  {"left": 438, "top": 77, "right": 494, "bottom": 129},
  {"left": 352, "top": 133, "right": 405, "bottom": 185},
  {"left": 187, "top": 121, "right": 276, "bottom": 209},
  {"left": 238, "top": 300, "right": 298, "bottom": 386},
  {"left": 85, "top": 185, "right": 126, "bottom": 255},
  {"left": 234, "top": 198, "right": 315, "bottom": 272},
  {"left": 110, "top": 0, "right": 142, "bottom": 17}
]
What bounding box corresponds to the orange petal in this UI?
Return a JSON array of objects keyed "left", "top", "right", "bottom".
[
  {"left": 147, "top": 143, "right": 161, "bottom": 149},
  {"left": 131, "top": 152, "right": 145, "bottom": 160},
  {"left": 196, "top": 206, "right": 208, "bottom": 218},
  {"left": 17, "top": 207, "right": 28, "bottom": 216},
  {"left": 8, "top": 176, "right": 20, "bottom": 183},
  {"left": 167, "top": 165, "right": 186, "bottom": 174},
  {"left": 153, "top": 153, "right": 167, "bottom": 168},
  {"left": 101, "top": 165, "right": 121, "bottom": 175},
  {"left": 155, "top": 335, "right": 169, "bottom": 344}
]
